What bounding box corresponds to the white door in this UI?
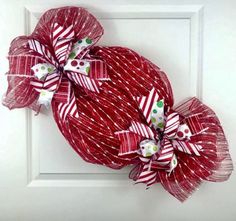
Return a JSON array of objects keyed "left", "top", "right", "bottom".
[{"left": 0, "top": 0, "right": 235, "bottom": 220}]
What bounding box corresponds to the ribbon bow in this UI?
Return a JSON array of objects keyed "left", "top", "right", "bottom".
[
  {"left": 29, "top": 23, "right": 109, "bottom": 120},
  {"left": 116, "top": 88, "right": 207, "bottom": 188}
]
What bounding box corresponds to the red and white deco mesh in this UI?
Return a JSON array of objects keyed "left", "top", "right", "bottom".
[{"left": 3, "top": 6, "right": 233, "bottom": 202}]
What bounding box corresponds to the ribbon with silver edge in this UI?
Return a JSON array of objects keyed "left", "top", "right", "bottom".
[
  {"left": 115, "top": 88, "right": 208, "bottom": 188},
  {"left": 29, "top": 23, "right": 109, "bottom": 120}
]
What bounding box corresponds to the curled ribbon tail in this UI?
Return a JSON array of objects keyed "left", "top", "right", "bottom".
[
  {"left": 57, "top": 89, "right": 79, "bottom": 122},
  {"left": 53, "top": 76, "right": 71, "bottom": 104},
  {"left": 135, "top": 163, "right": 158, "bottom": 189}
]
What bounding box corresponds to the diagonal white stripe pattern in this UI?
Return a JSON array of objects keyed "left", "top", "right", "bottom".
[
  {"left": 136, "top": 87, "right": 159, "bottom": 126},
  {"left": 164, "top": 112, "right": 180, "bottom": 138},
  {"left": 129, "top": 121, "right": 155, "bottom": 139},
  {"left": 52, "top": 23, "right": 75, "bottom": 65},
  {"left": 58, "top": 89, "right": 79, "bottom": 122},
  {"left": 28, "top": 39, "right": 56, "bottom": 66},
  {"left": 172, "top": 140, "right": 202, "bottom": 156}
]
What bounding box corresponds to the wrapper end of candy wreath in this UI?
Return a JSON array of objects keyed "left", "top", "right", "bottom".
[
  {"left": 2, "top": 6, "right": 233, "bottom": 202},
  {"left": 117, "top": 89, "right": 233, "bottom": 201},
  {"left": 2, "top": 6, "right": 106, "bottom": 112}
]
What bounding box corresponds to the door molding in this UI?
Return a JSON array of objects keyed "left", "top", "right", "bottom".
[{"left": 24, "top": 4, "right": 204, "bottom": 187}]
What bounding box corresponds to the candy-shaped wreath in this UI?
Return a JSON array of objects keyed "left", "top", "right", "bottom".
[{"left": 3, "top": 6, "right": 233, "bottom": 202}]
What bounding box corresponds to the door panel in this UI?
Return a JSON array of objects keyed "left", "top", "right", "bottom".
[
  {"left": 28, "top": 4, "right": 199, "bottom": 185},
  {"left": 0, "top": 0, "right": 235, "bottom": 220}
]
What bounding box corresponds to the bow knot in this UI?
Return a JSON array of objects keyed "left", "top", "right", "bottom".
[
  {"left": 116, "top": 88, "right": 207, "bottom": 188},
  {"left": 57, "top": 66, "right": 64, "bottom": 73},
  {"left": 29, "top": 23, "right": 109, "bottom": 121}
]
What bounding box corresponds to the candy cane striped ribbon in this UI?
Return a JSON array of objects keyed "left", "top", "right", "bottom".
[
  {"left": 58, "top": 86, "right": 79, "bottom": 121},
  {"left": 164, "top": 112, "right": 180, "bottom": 138},
  {"left": 172, "top": 140, "right": 202, "bottom": 156},
  {"left": 31, "top": 71, "right": 70, "bottom": 104},
  {"left": 136, "top": 88, "right": 159, "bottom": 126},
  {"left": 66, "top": 71, "right": 101, "bottom": 93},
  {"left": 30, "top": 72, "right": 60, "bottom": 92},
  {"left": 135, "top": 163, "right": 157, "bottom": 188},
  {"left": 129, "top": 121, "right": 155, "bottom": 139},
  {"left": 155, "top": 139, "right": 175, "bottom": 169},
  {"left": 29, "top": 39, "right": 57, "bottom": 66},
  {"left": 52, "top": 23, "right": 75, "bottom": 65}
]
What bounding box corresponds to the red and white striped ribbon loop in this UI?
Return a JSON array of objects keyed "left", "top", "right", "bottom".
[
  {"left": 172, "top": 140, "right": 203, "bottom": 156},
  {"left": 135, "top": 163, "right": 157, "bottom": 188},
  {"left": 57, "top": 89, "right": 79, "bottom": 122},
  {"left": 129, "top": 121, "right": 155, "bottom": 139},
  {"left": 52, "top": 77, "right": 80, "bottom": 122},
  {"left": 136, "top": 87, "right": 159, "bottom": 126},
  {"left": 155, "top": 139, "right": 174, "bottom": 169},
  {"left": 28, "top": 39, "right": 57, "bottom": 66},
  {"left": 164, "top": 112, "right": 180, "bottom": 138},
  {"left": 55, "top": 38, "right": 73, "bottom": 66},
  {"left": 66, "top": 71, "right": 101, "bottom": 93},
  {"left": 52, "top": 23, "right": 75, "bottom": 65},
  {"left": 30, "top": 72, "right": 60, "bottom": 92}
]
